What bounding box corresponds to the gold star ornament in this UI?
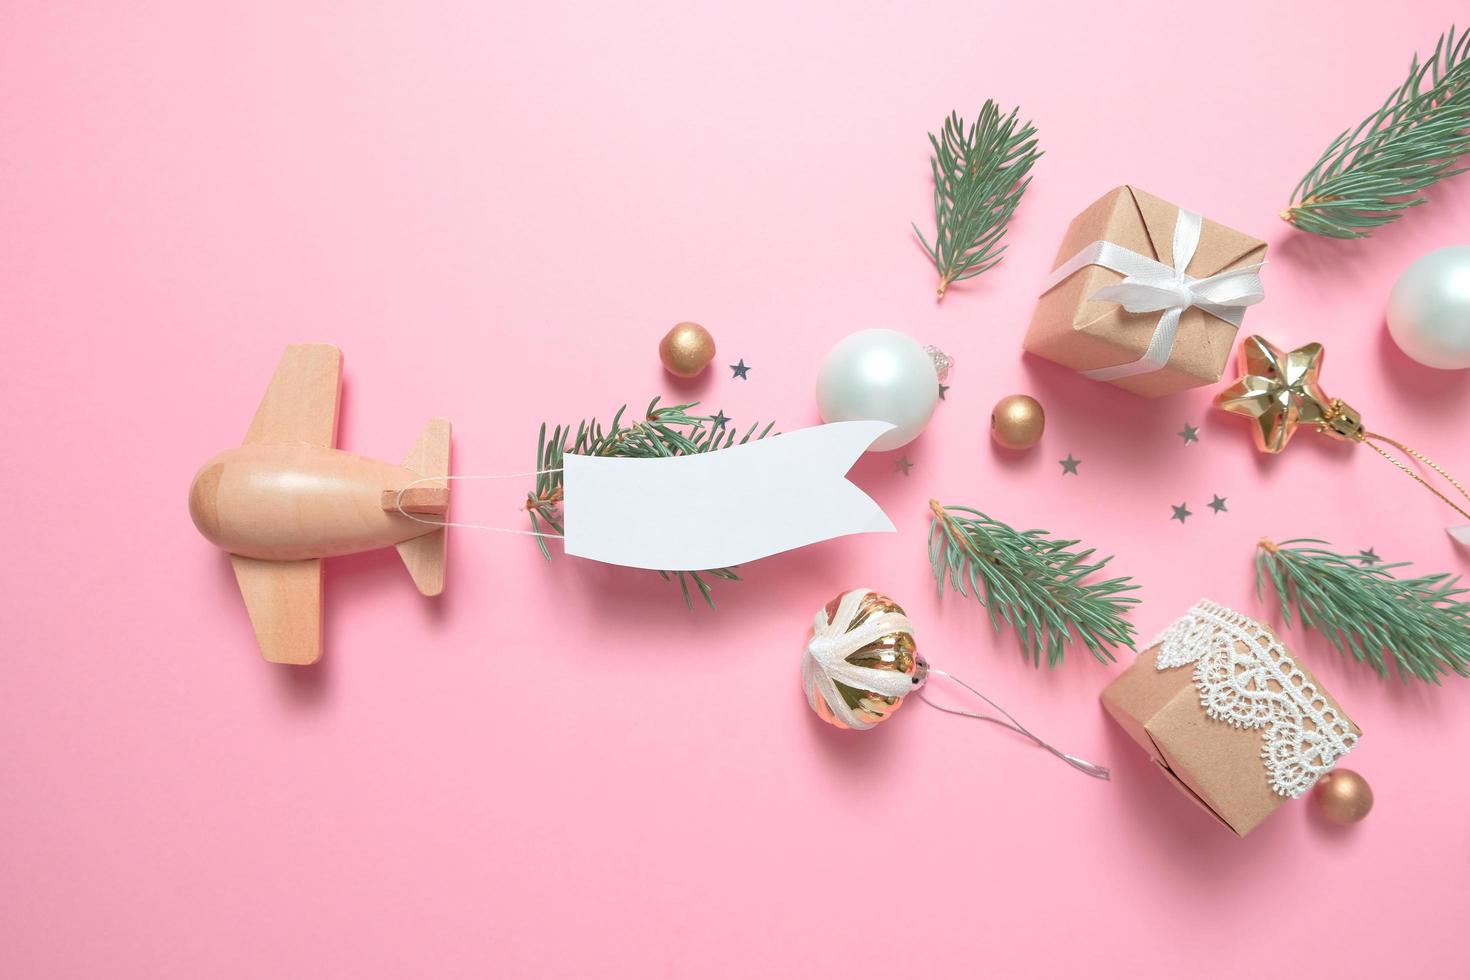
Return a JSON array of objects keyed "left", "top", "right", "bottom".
[
  {"left": 1214, "top": 336, "right": 1361, "bottom": 453},
  {"left": 1214, "top": 335, "right": 1470, "bottom": 527}
]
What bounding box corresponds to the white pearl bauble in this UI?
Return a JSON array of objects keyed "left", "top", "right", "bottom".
[
  {"left": 1387, "top": 246, "right": 1470, "bottom": 370},
  {"left": 815, "top": 329, "right": 939, "bottom": 451}
]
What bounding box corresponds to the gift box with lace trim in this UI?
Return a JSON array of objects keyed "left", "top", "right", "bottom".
[{"left": 1100, "top": 600, "right": 1361, "bottom": 837}]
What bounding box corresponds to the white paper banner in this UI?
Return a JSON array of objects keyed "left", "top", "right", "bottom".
[
  {"left": 1450, "top": 525, "right": 1470, "bottom": 547},
  {"left": 562, "top": 420, "right": 896, "bottom": 570}
]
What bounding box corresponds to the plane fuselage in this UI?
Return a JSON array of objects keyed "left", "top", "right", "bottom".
[{"left": 189, "top": 444, "right": 439, "bottom": 562}]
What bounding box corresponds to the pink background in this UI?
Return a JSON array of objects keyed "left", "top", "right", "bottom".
[{"left": 5, "top": 2, "right": 1470, "bottom": 976}]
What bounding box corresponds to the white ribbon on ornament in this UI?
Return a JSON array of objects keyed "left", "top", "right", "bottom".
[
  {"left": 1041, "top": 209, "right": 1266, "bottom": 381},
  {"left": 802, "top": 588, "right": 920, "bottom": 731}
]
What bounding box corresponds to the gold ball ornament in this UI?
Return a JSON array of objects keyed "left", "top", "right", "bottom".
[
  {"left": 802, "top": 589, "right": 929, "bottom": 730},
  {"left": 990, "top": 394, "right": 1046, "bottom": 450},
  {"left": 1313, "top": 768, "right": 1374, "bottom": 824},
  {"left": 658, "top": 321, "right": 716, "bottom": 378}
]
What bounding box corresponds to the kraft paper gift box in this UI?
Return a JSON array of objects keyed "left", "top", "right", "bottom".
[
  {"left": 1023, "top": 186, "right": 1267, "bottom": 398},
  {"left": 1101, "top": 600, "right": 1360, "bottom": 837}
]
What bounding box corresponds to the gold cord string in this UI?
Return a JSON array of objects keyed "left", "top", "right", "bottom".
[{"left": 1361, "top": 431, "right": 1470, "bottom": 523}]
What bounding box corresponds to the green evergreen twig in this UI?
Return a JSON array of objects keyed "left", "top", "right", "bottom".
[
  {"left": 914, "top": 102, "right": 1041, "bottom": 300},
  {"left": 526, "top": 398, "right": 775, "bottom": 609},
  {"left": 1256, "top": 538, "right": 1470, "bottom": 683},
  {"left": 927, "top": 501, "right": 1139, "bottom": 667},
  {"left": 1283, "top": 26, "right": 1470, "bottom": 238}
]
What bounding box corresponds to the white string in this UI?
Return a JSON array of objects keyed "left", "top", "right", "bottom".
[
  {"left": 918, "top": 668, "right": 1111, "bottom": 780},
  {"left": 391, "top": 469, "right": 565, "bottom": 538}
]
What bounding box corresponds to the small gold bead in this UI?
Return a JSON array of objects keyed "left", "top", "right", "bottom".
[
  {"left": 658, "top": 322, "right": 716, "bottom": 378},
  {"left": 990, "top": 394, "right": 1046, "bottom": 450},
  {"left": 1313, "top": 768, "right": 1373, "bottom": 824}
]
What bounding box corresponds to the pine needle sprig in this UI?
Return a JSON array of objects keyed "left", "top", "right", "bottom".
[
  {"left": 926, "top": 501, "right": 1139, "bottom": 667},
  {"left": 525, "top": 398, "right": 776, "bottom": 609},
  {"left": 1256, "top": 538, "right": 1470, "bottom": 683},
  {"left": 1283, "top": 26, "right": 1470, "bottom": 238},
  {"left": 914, "top": 102, "right": 1041, "bottom": 300}
]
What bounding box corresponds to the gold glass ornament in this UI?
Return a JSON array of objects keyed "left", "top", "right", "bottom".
[
  {"left": 1216, "top": 335, "right": 1470, "bottom": 525},
  {"left": 1215, "top": 335, "right": 1339, "bottom": 453},
  {"left": 658, "top": 321, "right": 716, "bottom": 378},
  {"left": 802, "top": 589, "right": 927, "bottom": 730},
  {"left": 1312, "top": 768, "right": 1373, "bottom": 824},
  {"left": 990, "top": 394, "right": 1045, "bottom": 450}
]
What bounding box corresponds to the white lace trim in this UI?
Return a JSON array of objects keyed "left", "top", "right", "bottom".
[{"left": 1150, "top": 600, "right": 1358, "bottom": 798}]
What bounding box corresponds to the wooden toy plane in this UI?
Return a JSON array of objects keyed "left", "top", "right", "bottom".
[{"left": 188, "top": 344, "right": 450, "bottom": 665}]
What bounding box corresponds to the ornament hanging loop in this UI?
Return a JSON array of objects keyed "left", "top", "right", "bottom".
[
  {"left": 1317, "top": 398, "right": 1470, "bottom": 522},
  {"left": 1360, "top": 431, "right": 1470, "bottom": 523},
  {"left": 1315, "top": 393, "right": 1469, "bottom": 522},
  {"left": 919, "top": 669, "right": 1111, "bottom": 780},
  {"left": 1317, "top": 398, "right": 1364, "bottom": 443},
  {"left": 923, "top": 344, "right": 955, "bottom": 382}
]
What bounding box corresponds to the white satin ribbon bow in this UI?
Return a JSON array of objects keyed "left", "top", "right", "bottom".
[{"left": 1041, "top": 209, "right": 1265, "bottom": 382}]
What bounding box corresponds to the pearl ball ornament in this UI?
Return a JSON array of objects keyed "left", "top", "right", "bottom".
[
  {"left": 658, "top": 322, "right": 716, "bottom": 377},
  {"left": 815, "top": 329, "right": 940, "bottom": 451},
  {"left": 1312, "top": 768, "right": 1373, "bottom": 825},
  {"left": 990, "top": 394, "right": 1045, "bottom": 450},
  {"left": 1386, "top": 246, "right": 1470, "bottom": 370}
]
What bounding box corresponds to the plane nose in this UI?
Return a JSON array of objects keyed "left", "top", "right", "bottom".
[{"left": 188, "top": 460, "right": 224, "bottom": 544}]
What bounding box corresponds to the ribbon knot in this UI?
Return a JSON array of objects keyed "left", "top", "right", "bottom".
[
  {"left": 1097, "top": 273, "right": 1198, "bottom": 314},
  {"left": 1040, "top": 208, "right": 1265, "bottom": 383}
]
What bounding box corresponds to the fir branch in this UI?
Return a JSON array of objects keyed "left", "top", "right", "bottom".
[
  {"left": 526, "top": 398, "right": 775, "bottom": 609},
  {"left": 927, "top": 501, "right": 1139, "bottom": 667},
  {"left": 1256, "top": 538, "right": 1470, "bottom": 683},
  {"left": 1283, "top": 26, "right": 1470, "bottom": 238},
  {"left": 914, "top": 102, "right": 1041, "bottom": 300}
]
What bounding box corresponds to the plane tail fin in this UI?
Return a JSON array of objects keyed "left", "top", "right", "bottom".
[{"left": 395, "top": 418, "right": 451, "bottom": 596}]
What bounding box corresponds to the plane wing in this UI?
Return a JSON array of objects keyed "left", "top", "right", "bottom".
[
  {"left": 244, "top": 344, "right": 342, "bottom": 446},
  {"left": 230, "top": 556, "right": 323, "bottom": 665}
]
